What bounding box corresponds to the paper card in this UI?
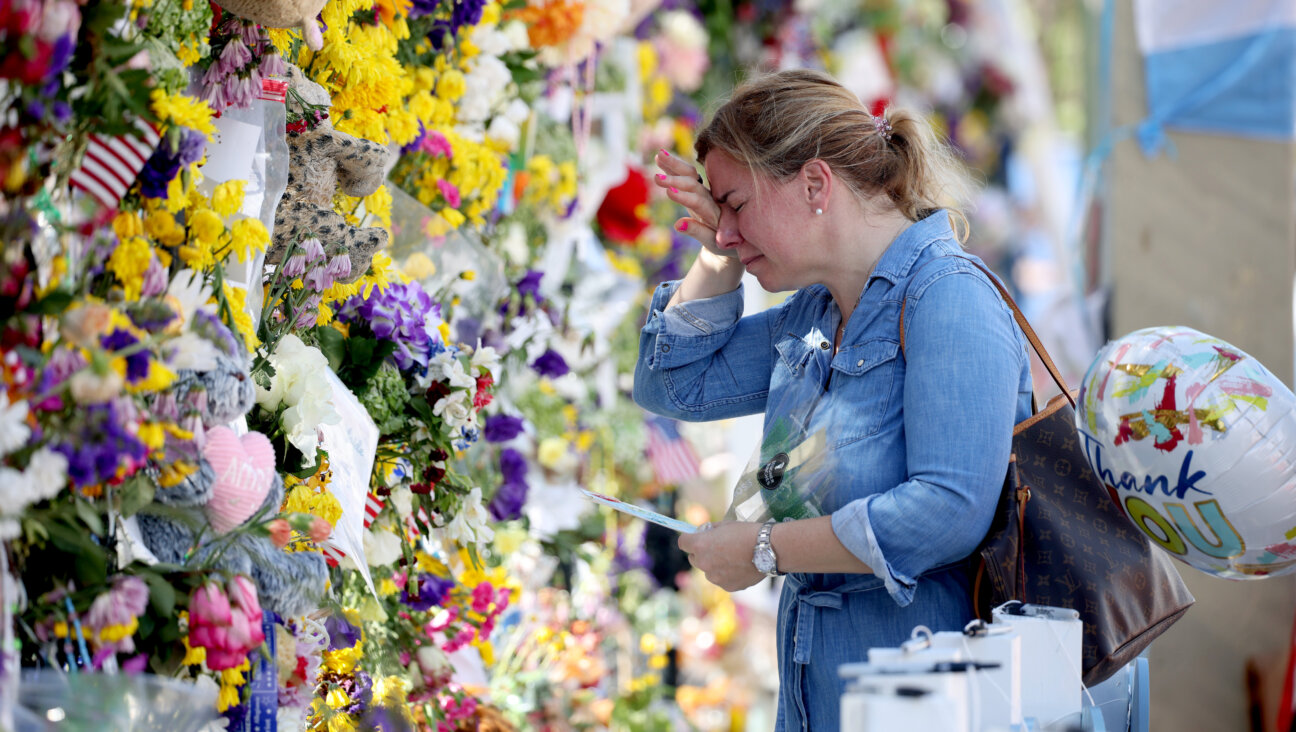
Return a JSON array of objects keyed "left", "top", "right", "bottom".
[
  {"left": 204, "top": 116, "right": 261, "bottom": 183},
  {"left": 579, "top": 489, "right": 698, "bottom": 534},
  {"left": 317, "top": 368, "right": 380, "bottom": 597}
]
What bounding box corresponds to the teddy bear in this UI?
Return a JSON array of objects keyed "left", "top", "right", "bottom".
[
  {"left": 212, "top": 0, "right": 329, "bottom": 50},
  {"left": 265, "top": 63, "right": 393, "bottom": 284},
  {"left": 135, "top": 308, "right": 328, "bottom": 619}
]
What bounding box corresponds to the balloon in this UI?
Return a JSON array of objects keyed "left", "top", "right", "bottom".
[{"left": 1075, "top": 326, "right": 1296, "bottom": 579}]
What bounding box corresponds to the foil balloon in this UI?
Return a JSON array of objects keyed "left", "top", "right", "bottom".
[{"left": 1076, "top": 326, "right": 1296, "bottom": 579}]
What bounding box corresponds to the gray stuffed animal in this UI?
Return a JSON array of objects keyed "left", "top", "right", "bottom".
[{"left": 138, "top": 310, "right": 327, "bottom": 618}]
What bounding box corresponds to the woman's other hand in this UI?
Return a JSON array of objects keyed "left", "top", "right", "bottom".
[
  {"left": 678, "top": 521, "right": 766, "bottom": 592},
  {"left": 654, "top": 149, "right": 736, "bottom": 260}
]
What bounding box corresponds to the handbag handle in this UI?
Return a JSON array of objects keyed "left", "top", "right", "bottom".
[{"left": 899, "top": 255, "right": 1074, "bottom": 408}]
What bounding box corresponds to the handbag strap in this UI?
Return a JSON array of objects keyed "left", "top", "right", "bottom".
[{"left": 898, "top": 254, "right": 1074, "bottom": 408}]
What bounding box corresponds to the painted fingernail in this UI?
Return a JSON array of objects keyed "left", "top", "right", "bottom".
[
  {"left": 656, "top": 174, "right": 666, "bottom": 181},
  {"left": 660, "top": 149, "right": 671, "bottom": 156},
  {"left": 669, "top": 187, "right": 679, "bottom": 194},
  {"left": 677, "top": 221, "right": 689, "bottom": 232}
]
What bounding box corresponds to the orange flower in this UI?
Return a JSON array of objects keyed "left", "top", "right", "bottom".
[
  {"left": 374, "top": 0, "right": 412, "bottom": 28},
  {"left": 509, "top": 0, "right": 585, "bottom": 49}
]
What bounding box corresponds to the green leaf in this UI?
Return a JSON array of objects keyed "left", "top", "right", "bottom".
[
  {"left": 30, "top": 290, "right": 74, "bottom": 315},
  {"left": 117, "top": 474, "right": 156, "bottom": 518},
  {"left": 141, "top": 571, "right": 177, "bottom": 617},
  {"left": 316, "top": 326, "right": 346, "bottom": 372},
  {"left": 74, "top": 499, "right": 105, "bottom": 537}
]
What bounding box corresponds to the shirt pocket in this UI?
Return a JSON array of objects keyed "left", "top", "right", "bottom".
[
  {"left": 775, "top": 333, "right": 818, "bottom": 376},
  {"left": 828, "top": 338, "right": 901, "bottom": 446}
]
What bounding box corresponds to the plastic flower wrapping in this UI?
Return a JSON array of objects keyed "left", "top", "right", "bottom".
[{"left": 0, "top": 0, "right": 1064, "bottom": 728}]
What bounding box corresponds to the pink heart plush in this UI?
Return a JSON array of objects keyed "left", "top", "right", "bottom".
[{"left": 202, "top": 427, "right": 276, "bottom": 534}]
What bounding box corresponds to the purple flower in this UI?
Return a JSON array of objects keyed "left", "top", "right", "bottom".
[
  {"left": 178, "top": 130, "right": 207, "bottom": 166},
  {"left": 489, "top": 480, "right": 527, "bottom": 521},
  {"left": 281, "top": 254, "right": 307, "bottom": 278},
  {"left": 400, "top": 574, "right": 454, "bottom": 612},
  {"left": 219, "top": 37, "right": 253, "bottom": 69},
  {"left": 483, "top": 414, "right": 524, "bottom": 443},
  {"left": 300, "top": 238, "right": 325, "bottom": 263},
  {"left": 302, "top": 264, "right": 332, "bottom": 293},
  {"left": 325, "top": 254, "right": 351, "bottom": 281},
  {"left": 52, "top": 399, "right": 148, "bottom": 487},
  {"left": 138, "top": 140, "right": 184, "bottom": 199},
  {"left": 426, "top": 20, "right": 455, "bottom": 51},
  {"left": 516, "top": 270, "right": 544, "bottom": 301},
  {"left": 451, "top": 0, "right": 487, "bottom": 32},
  {"left": 499, "top": 447, "right": 527, "bottom": 483},
  {"left": 335, "top": 281, "right": 443, "bottom": 372},
  {"left": 530, "top": 349, "right": 569, "bottom": 378},
  {"left": 325, "top": 613, "right": 362, "bottom": 650},
  {"left": 408, "top": 0, "right": 441, "bottom": 18},
  {"left": 101, "top": 329, "right": 149, "bottom": 383}
]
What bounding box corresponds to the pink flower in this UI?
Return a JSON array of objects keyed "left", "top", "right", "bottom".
[
  {"left": 192, "top": 582, "right": 233, "bottom": 626},
  {"left": 437, "top": 179, "right": 461, "bottom": 208},
  {"left": 471, "top": 582, "right": 494, "bottom": 614},
  {"left": 308, "top": 516, "right": 332, "bottom": 543},
  {"left": 420, "top": 131, "right": 453, "bottom": 158},
  {"left": 267, "top": 519, "right": 292, "bottom": 548}
]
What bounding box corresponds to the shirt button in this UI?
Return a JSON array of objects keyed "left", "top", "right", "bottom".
[
  {"left": 819, "top": 341, "right": 830, "bottom": 350},
  {"left": 661, "top": 344, "right": 671, "bottom": 353},
  {"left": 857, "top": 359, "right": 864, "bottom": 367}
]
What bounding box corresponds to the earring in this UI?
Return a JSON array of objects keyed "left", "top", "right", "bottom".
[{"left": 815, "top": 208, "right": 823, "bottom": 216}]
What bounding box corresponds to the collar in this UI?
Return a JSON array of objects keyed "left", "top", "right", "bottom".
[{"left": 866, "top": 210, "right": 961, "bottom": 286}]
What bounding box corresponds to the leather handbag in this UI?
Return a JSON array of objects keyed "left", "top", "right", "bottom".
[{"left": 901, "top": 257, "right": 1194, "bottom": 687}]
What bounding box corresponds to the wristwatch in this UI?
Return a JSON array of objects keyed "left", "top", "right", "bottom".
[{"left": 752, "top": 519, "right": 783, "bottom": 577}]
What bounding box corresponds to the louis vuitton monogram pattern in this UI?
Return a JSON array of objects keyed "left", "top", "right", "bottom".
[{"left": 976, "top": 399, "right": 1195, "bottom": 686}]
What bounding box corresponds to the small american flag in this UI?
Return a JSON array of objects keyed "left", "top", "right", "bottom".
[
  {"left": 322, "top": 492, "right": 386, "bottom": 568},
  {"left": 644, "top": 414, "right": 701, "bottom": 485},
  {"left": 69, "top": 118, "right": 161, "bottom": 209}
]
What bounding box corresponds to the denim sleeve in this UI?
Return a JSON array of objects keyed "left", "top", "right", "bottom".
[
  {"left": 633, "top": 281, "right": 776, "bottom": 421},
  {"left": 831, "top": 270, "right": 1023, "bottom": 606}
]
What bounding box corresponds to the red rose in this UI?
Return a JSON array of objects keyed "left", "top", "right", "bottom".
[{"left": 596, "top": 166, "right": 651, "bottom": 244}]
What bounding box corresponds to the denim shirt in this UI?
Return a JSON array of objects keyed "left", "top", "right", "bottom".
[{"left": 633, "top": 210, "right": 1033, "bottom": 731}]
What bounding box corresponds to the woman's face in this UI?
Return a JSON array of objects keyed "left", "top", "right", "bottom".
[{"left": 703, "top": 150, "right": 819, "bottom": 292}]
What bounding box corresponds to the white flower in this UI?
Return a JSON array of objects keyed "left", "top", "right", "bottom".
[
  {"left": 486, "top": 115, "right": 520, "bottom": 150},
  {"left": 167, "top": 269, "right": 214, "bottom": 327},
  {"left": 501, "top": 20, "right": 530, "bottom": 52},
  {"left": 440, "top": 487, "right": 494, "bottom": 547},
  {"left": 25, "top": 448, "right": 67, "bottom": 503},
  {"left": 363, "top": 527, "right": 403, "bottom": 568},
  {"left": 389, "top": 486, "right": 414, "bottom": 517},
  {"left": 68, "top": 368, "right": 123, "bottom": 405},
  {"left": 470, "top": 343, "right": 501, "bottom": 376},
  {"left": 433, "top": 392, "right": 474, "bottom": 431},
  {"left": 0, "top": 393, "right": 30, "bottom": 456},
  {"left": 416, "top": 644, "right": 452, "bottom": 676},
  {"left": 166, "top": 332, "right": 220, "bottom": 372},
  {"left": 0, "top": 467, "right": 30, "bottom": 515},
  {"left": 429, "top": 351, "right": 475, "bottom": 390},
  {"left": 0, "top": 518, "right": 19, "bottom": 542},
  {"left": 256, "top": 334, "right": 332, "bottom": 410}
]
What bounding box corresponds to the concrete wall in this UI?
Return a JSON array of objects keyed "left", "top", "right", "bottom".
[{"left": 1106, "top": 2, "right": 1296, "bottom": 730}]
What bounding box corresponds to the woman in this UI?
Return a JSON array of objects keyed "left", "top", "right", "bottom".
[{"left": 633, "top": 69, "right": 1034, "bottom": 731}]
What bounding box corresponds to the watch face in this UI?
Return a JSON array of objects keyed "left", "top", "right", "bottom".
[{"left": 753, "top": 546, "right": 777, "bottom": 574}]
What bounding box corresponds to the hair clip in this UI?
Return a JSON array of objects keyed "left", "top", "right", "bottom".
[{"left": 874, "top": 116, "right": 892, "bottom": 142}]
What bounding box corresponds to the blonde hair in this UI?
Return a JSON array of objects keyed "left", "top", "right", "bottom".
[{"left": 695, "top": 69, "right": 974, "bottom": 241}]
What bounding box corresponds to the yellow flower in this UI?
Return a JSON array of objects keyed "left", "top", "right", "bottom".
[
  {"left": 108, "top": 237, "right": 152, "bottom": 300},
  {"left": 180, "top": 634, "right": 206, "bottom": 666},
  {"left": 127, "top": 361, "right": 177, "bottom": 394},
  {"left": 537, "top": 437, "right": 570, "bottom": 470},
  {"left": 402, "top": 252, "right": 436, "bottom": 280},
  {"left": 189, "top": 208, "right": 225, "bottom": 245},
  {"left": 149, "top": 89, "right": 216, "bottom": 139},
  {"left": 144, "top": 210, "right": 185, "bottom": 247},
  {"left": 265, "top": 28, "right": 298, "bottom": 54},
  {"left": 379, "top": 578, "right": 399, "bottom": 596},
  {"left": 211, "top": 180, "right": 245, "bottom": 218},
  {"left": 363, "top": 185, "right": 392, "bottom": 228},
  {"left": 112, "top": 212, "right": 144, "bottom": 240},
  {"left": 284, "top": 484, "right": 343, "bottom": 527},
  {"left": 177, "top": 34, "right": 203, "bottom": 66},
  {"left": 216, "top": 682, "right": 240, "bottom": 712},
  {"left": 228, "top": 218, "right": 270, "bottom": 263},
  {"left": 435, "top": 70, "right": 466, "bottom": 101},
  {"left": 357, "top": 249, "right": 398, "bottom": 298},
  {"left": 219, "top": 284, "right": 260, "bottom": 349},
  {"left": 481, "top": 2, "right": 501, "bottom": 25}
]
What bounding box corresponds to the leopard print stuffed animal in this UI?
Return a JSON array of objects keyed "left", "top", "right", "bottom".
[
  {"left": 267, "top": 64, "right": 393, "bottom": 284},
  {"left": 212, "top": 0, "right": 328, "bottom": 49}
]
